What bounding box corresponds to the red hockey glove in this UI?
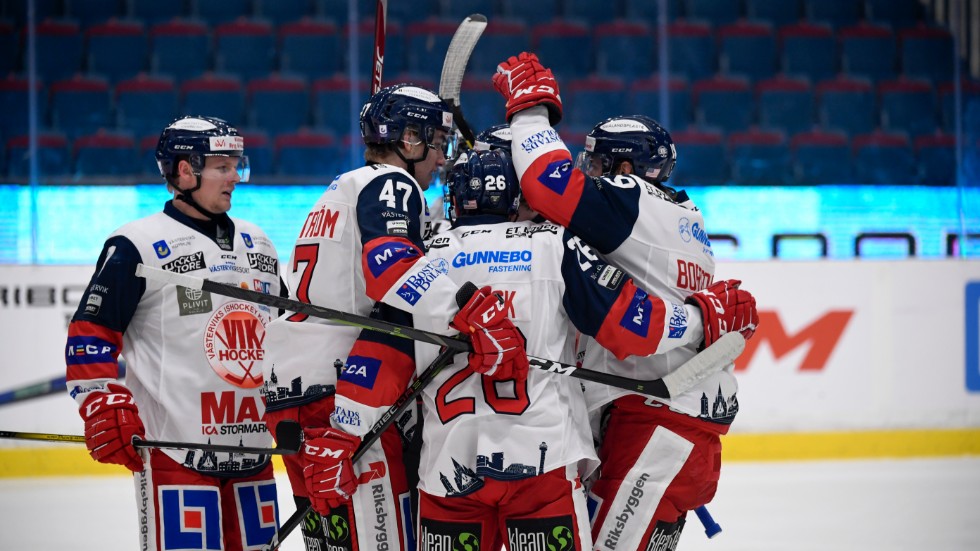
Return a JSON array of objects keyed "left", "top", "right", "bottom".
[
  {"left": 493, "top": 52, "right": 563, "bottom": 125},
  {"left": 80, "top": 385, "right": 145, "bottom": 472},
  {"left": 687, "top": 279, "right": 759, "bottom": 348},
  {"left": 302, "top": 427, "right": 362, "bottom": 515},
  {"left": 450, "top": 284, "right": 529, "bottom": 381}
]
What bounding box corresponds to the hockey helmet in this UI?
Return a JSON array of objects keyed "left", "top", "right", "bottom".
[
  {"left": 155, "top": 116, "right": 249, "bottom": 182},
  {"left": 473, "top": 124, "right": 512, "bottom": 153},
  {"left": 575, "top": 115, "right": 676, "bottom": 183},
  {"left": 360, "top": 84, "right": 455, "bottom": 156},
  {"left": 446, "top": 148, "right": 521, "bottom": 221}
]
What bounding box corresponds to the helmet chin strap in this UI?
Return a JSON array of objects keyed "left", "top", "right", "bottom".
[
  {"left": 395, "top": 138, "right": 431, "bottom": 181},
  {"left": 174, "top": 172, "right": 222, "bottom": 220}
]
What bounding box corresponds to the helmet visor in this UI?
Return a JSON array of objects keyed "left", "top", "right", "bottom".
[{"left": 574, "top": 151, "right": 612, "bottom": 177}]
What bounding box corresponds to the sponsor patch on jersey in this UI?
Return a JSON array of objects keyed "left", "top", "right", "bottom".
[
  {"left": 597, "top": 265, "right": 625, "bottom": 290},
  {"left": 505, "top": 224, "right": 560, "bottom": 238},
  {"left": 325, "top": 507, "right": 353, "bottom": 547},
  {"left": 241, "top": 233, "right": 254, "bottom": 248},
  {"left": 204, "top": 302, "right": 267, "bottom": 389},
  {"left": 162, "top": 251, "right": 206, "bottom": 274},
  {"left": 234, "top": 480, "right": 279, "bottom": 548},
  {"left": 176, "top": 285, "right": 213, "bottom": 316},
  {"left": 677, "top": 217, "right": 711, "bottom": 247},
  {"left": 367, "top": 241, "right": 420, "bottom": 278},
  {"left": 152, "top": 240, "right": 171, "bottom": 259},
  {"left": 65, "top": 335, "right": 116, "bottom": 365},
  {"left": 340, "top": 355, "right": 381, "bottom": 389},
  {"left": 84, "top": 292, "right": 103, "bottom": 315},
  {"left": 159, "top": 486, "right": 221, "bottom": 550},
  {"left": 396, "top": 260, "right": 449, "bottom": 305},
  {"left": 331, "top": 406, "right": 362, "bottom": 428},
  {"left": 253, "top": 279, "right": 271, "bottom": 294},
  {"left": 247, "top": 252, "right": 278, "bottom": 275},
  {"left": 519, "top": 128, "right": 562, "bottom": 153},
  {"left": 386, "top": 219, "right": 409, "bottom": 236},
  {"left": 451, "top": 249, "right": 532, "bottom": 267},
  {"left": 418, "top": 519, "right": 483, "bottom": 551},
  {"left": 505, "top": 516, "right": 576, "bottom": 551},
  {"left": 428, "top": 236, "right": 451, "bottom": 249},
  {"left": 667, "top": 303, "right": 688, "bottom": 339},
  {"left": 536, "top": 159, "right": 573, "bottom": 195},
  {"left": 620, "top": 289, "right": 652, "bottom": 338}
]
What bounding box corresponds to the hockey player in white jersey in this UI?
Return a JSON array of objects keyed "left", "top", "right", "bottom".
[
  {"left": 323, "top": 147, "right": 754, "bottom": 551},
  {"left": 493, "top": 53, "right": 759, "bottom": 550},
  {"left": 261, "top": 84, "right": 528, "bottom": 551},
  {"left": 65, "top": 116, "right": 284, "bottom": 551}
]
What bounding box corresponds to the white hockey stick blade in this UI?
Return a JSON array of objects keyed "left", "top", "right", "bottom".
[
  {"left": 661, "top": 332, "right": 746, "bottom": 398},
  {"left": 438, "top": 13, "right": 487, "bottom": 105}
]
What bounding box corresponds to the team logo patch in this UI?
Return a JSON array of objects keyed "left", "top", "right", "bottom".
[
  {"left": 247, "top": 252, "right": 278, "bottom": 275},
  {"left": 367, "top": 241, "right": 420, "bottom": 278},
  {"left": 65, "top": 335, "right": 116, "bottom": 365},
  {"left": 177, "top": 285, "right": 213, "bottom": 316},
  {"left": 162, "top": 251, "right": 206, "bottom": 274},
  {"left": 667, "top": 303, "right": 688, "bottom": 339},
  {"left": 204, "top": 302, "right": 267, "bottom": 388},
  {"left": 620, "top": 290, "right": 652, "bottom": 338},
  {"left": 537, "top": 159, "right": 572, "bottom": 195},
  {"left": 159, "top": 486, "right": 221, "bottom": 550},
  {"left": 326, "top": 509, "right": 352, "bottom": 547},
  {"left": 241, "top": 233, "right": 254, "bottom": 248},
  {"left": 340, "top": 355, "right": 382, "bottom": 389},
  {"left": 153, "top": 240, "right": 171, "bottom": 259},
  {"left": 234, "top": 480, "right": 279, "bottom": 548},
  {"left": 506, "top": 516, "right": 576, "bottom": 551},
  {"left": 396, "top": 260, "right": 450, "bottom": 305}
]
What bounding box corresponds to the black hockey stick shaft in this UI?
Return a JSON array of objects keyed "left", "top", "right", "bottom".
[
  {"left": 135, "top": 264, "right": 740, "bottom": 400},
  {"left": 262, "top": 347, "right": 459, "bottom": 551},
  {"left": 0, "top": 362, "right": 126, "bottom": 406},
  {"left": 0, "top": 421, "right": 302, "bottom": 456}
]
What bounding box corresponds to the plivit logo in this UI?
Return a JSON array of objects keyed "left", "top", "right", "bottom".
[{"left": 966, "top": 283, "right": 980, "bottom": 392}]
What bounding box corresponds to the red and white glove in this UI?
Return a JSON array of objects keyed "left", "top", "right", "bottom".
[
  {"left": 493, "top": 52, "right": 563, "bottom": 125},
  {"left": 687, "top": 279, "right": 759, "bottom": 348},
  {"left": 302, "top": 427, "right": 362, "bottom": 515},
  {"left": 80, "top": 385, "right": 145, "bottom": 472},
  {"left": 450, "top": 284, "right": 529, "bottom": 381}
]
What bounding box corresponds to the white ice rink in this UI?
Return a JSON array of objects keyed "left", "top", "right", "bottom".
[{"left": 2, "top": 456, "right": 978, "bottom": 550}]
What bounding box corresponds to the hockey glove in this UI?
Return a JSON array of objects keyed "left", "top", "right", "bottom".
[
  {"left": 80, "top": 385, "right": 145, "bottom": 472},
  {"left": 450, "top": 283, "right": 529, "bottom": 381},
  {"left": 687, "top": 279, "right": 759, "bottom": 349},
  {"left": 493, "top": 52, "right": 563, "bottom": 125},
  {"left": 302, "top": 427, "right": 362, "bottom": 515}
]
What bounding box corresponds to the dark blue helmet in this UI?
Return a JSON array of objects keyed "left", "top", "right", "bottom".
[
  {"left": 447, "top": 149, "right": 521, "bottom": 221},
  {"left": 360, "top": 84, "right": 454, "bottom": 154},
  {"left": 576, "top": 115, "right": 676, "bottom": 183},
  {"left": 155, "top": 115, "right": 249, "bottom": 182},
  {"left": 474, "top": 124, "right": 512, "bottom": 153}
]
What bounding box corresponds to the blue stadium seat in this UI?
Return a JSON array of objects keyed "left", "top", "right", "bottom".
[
  {"left": 404, "top": 18, "right": 458, "bottom": 83},
  {"left": 728, "top": 128, "right": 791, "bottom": 184},
  {"left": 623, "top": 0, "right": 683, "bottom": 24},
  {"left": 214, "top": 18, "right": 276, "bottom": 82},
  {"left": 745, "top": 0, "right": 802, "bottom": 26},
  {"left": 790, "top": 129, "right": 852, "bottom": 184},
  {"left": 864, "top": 0, "right": 923, "bottom": 28},
  {"left": 594, "top": 20, "right": 655, "bottom": 80},
  {"left": 6, "top": 132, "right": 71, "bottom": 178},
  {"left": 671, "top": 128, "right": 728, "bottom": 185},
  {"left": 458, "top": 77, "right": 501, "bottom": 135},
  {"left": 756, "top": 75, "right": 814, "bottom": 135},
  {"left": 138, "top": 134, "right": 160, "bottom": 175},
  {"left": 387, "top": 0, "right": 441, "bottom": 24},
  {"left": 0, "top": 76, "right": 43, "bottom": 144},
  {"left": 531, "top": 19, "right": 592, "bottom": 81},
  {"left": 34, "top": 19, "right": 84, "bottom": 82},
  {"left": 564, "top": 0, "right": 619, "bottom": 22},
  {"left": 240, "top": 130, "right": 273, "bottom": 177},
  {"left": 939, "top": 79, "right": 980, "bottom": 133},
  {"left": 563, "top": 76, "right": 628, "bottom": 132},
  {"left": 86, "top": 19, "right": 147, "bottom": 83},
  {"left": 666, "top": 19, "right": 716, "bottom": 82},
  {"left": 899, "top": 25, "right": 955, "bottom": 83},
  {"left": 116, "top": 75, "right": 179, "bottom": 138},
  {"left": 344, "top": 18, "right": 404, "bottom": 79},
  {"left": 717, "top": 20, "right": 777, "bottom": 82},
  {"left": 852, "top": 130, "right": 917, "bottom": 185},
  {"left": 693, "top": 75, "right": 753, "bottom": 132},
  {"left": 256, "top": 0, "right": 311, "bottom": 25},
  {"left": 3, "top": 0, "right": 63, "bottom": 21},
  {"left": 803, "top": 0, "right": 861, "bottom": 28},
  {"left": 0, "top": 20, "right": 17, "bottom": 74},
  {"left": 180, "top": 74, "right": 245, "bottom": 127},
  {"left": 275, "top": 130, "right": 340, "bottom": 177},
  {"left": 879, "top": 77, "right": 936, "bottom": 137},
  {"left": 685, "top": 0, "right": 741, "bottom": 26},
  {"left": 279, "top": 18, "right": 341, "bottom": 81},
  {"left": 131, "top": 0, "right": 189, "bottom": 25},
  {"left": 194, "top": 0, "right": 253, "bottom": 26},
  {"left": 500, "top": 0, "right": 560, "bottom": 26},
  {"left": 247, "top": 74, "right": 310, "bottom": 136},
  {"left": 66, "top": 0, "right": 124, "bottom": 28},
  {"left": 915, "top": 133, "right": 955, "bottom": 185},
  {"left": 779, "top": 21, "right": 836, "bottom": 83},
  {"left": 150, "top": 19, "right": 210, "bottom": 82},
  {"left": 442, "top": 0, "right": 497, "bottom": 22},
  {"left": 312, "top": 75, "right": 368, "bottom": 135},
  {"left": 816, "top": 75, "right": 876, "bottom": 136},
  {"left": 839, "top": 22, "right": 896, "bottom": 84},
  {"left": 628, "top": 76, "right": 692, "bottom": 130},
  {"left": 49, "top": 75, "right": 113, "bottom": 139},
  {"left": 468, "top": 19, "right": 529, "bottom": 78},
  {"left": 73, "top": 131, "right": 139, "bottom": 177}
]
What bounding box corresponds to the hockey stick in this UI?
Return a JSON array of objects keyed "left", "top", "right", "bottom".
[
  {"left": 262, "top": 346, "right": 459, "bottom": 551},
  {"left": 439, "top": 13, "right": 487, "bottom": 148},
  {"left": 0, "top": 362, "right": 126, "bottom": 406},
  {"left": 371, "top": 0, "right": 388, "bottom": 95},
  {"left": 0, "top": 420, "right": 303, "bottom": 456},
  {"left": 135, "top": 264, "right": 743, "bottom": 400}
]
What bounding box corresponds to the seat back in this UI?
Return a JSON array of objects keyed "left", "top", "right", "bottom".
[
  {"left": 899, "top": 25, "right": 955, "bottom": 83},
  {"left": 839, "top": 22, "right": 896, "bottom": 84},
  {"left": 248, "top": 75, "right": 310, "bottom": 136},
  {"left": 667, "top": 19, "right": 716, "bottom": 82},
  {"left": 878, "top": 77, "right": 936, "bottom": 137},
  {"left": 214, "top": 18, "right": 276, "bottom": 82},
  {"left": 151, "top": 19, "right": 211, "bottom": 82},
  {"left": 531, "top": 19, "right": 592, "bottom": 81},
  {"left": 180, "top": 74, "right": 245, "bottom": 126},
  {"left": 803, "top": 0, "right": 861, "bottom": 27},
  {"left": 628, "top": 76, "right": 692, "bottom": 131},
  {"left": 717, "top": 20, "right": 776, "bottom": 82},
  {"left": 693, "top": 75, "right": 753, "bottom": 132},
  {"left": 790, "top": 129, "right": 852, "bottom": 184},
  {"left": 816, "top": 76, "right": 875, "bottom": 136},
  {"left": 685, "top": 0, "right": 742, "bottom": 26},
  {"left": 914, "top": 133, "right": 955, "bottom": 185},
  {"left": 563, "top": 76, "right": 628, "bottom": 132},
  {"left": 35, "top": 19, "right": 84, "bottom": 82},
  {"left": 49, "top": 76, "right": 113, "bottom": 139},
  {"left": 728, "top": 128, "right": 790, "bottom": 184},
  {"left": 779, "top": 22, "right": 836, "bottom": 82},
  {"left": 74, "top": 131, "right": 139, "bottom": 177},
  {"left": 7, "top": 132, "right": 71, "bottom": 178},
  {"left": 852, "top": 130, "right": 916, "bottom": 184},
  {"left": 279, "top": 18, "right": 341, "bottom": 81},
  {"left": 671, "top": 128, "right": 728, "bottom": 184},
  {"left": 468, "top": 20, "right": 530, "bottom": 77},
  {"left": 116, "top": 75, "right": 179, "bottom": 138},
  {"left": 756, "top": 75, "right": 814, "bottom": 135},
  {"left": 745, "top": 0, "right": 802, "bottom": 27},
  {"left": 86, "top": 19, "right": 148, "bottom": 83},
  {"left": 594, "top": 20, "right": 654, "bottom": 80},
  {"left": 275, "top": 130, "right": 340, "bottom": 178}
]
